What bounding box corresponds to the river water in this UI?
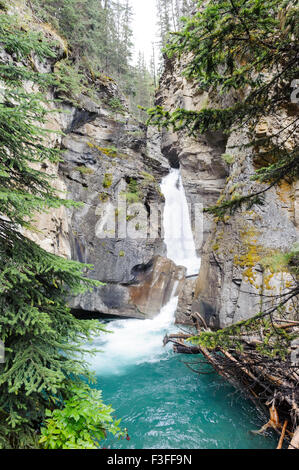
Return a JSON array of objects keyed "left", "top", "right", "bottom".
[{"left": 87, "top": 169, "right": 276, "bottom": 449}]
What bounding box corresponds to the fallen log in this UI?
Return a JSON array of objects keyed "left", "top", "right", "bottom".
[
  {"left": 166, "top": 321, "right": 299, "bottom": 442},
  {"left": 277, "top": 420, "right": 288, "bottom": 449},
  {"left": 252, "top": 403, "right": 280, "bottom": 435},
  {"left": 173, "top": 344, "right": 202, "bottom": 354},
  {"left": 163, "top": 333, "right": 191, "bottom": 346}
]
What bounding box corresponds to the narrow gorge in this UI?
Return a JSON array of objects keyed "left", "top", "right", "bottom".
[
  {"left": 28, "top": 34, "right": 296, "bottom": 448},
  {"left": 1, "top": 0, "right": 298, "bottom": 451}
]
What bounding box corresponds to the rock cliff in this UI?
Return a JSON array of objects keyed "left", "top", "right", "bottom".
[
  {"left": 6, "top": 0, "right": 191, "bottom": 320},
  {"left": 59, "top": 99, "right": 187, "bottom": 318},
  {"left": 156, "top": 55, "right": 299, "bottom": 328},
  {"left": 50, "top": 70, "right": 187, "bottom": 319},
  {"left": 8, "top": 1, "right": 298, "bottom": 327}
]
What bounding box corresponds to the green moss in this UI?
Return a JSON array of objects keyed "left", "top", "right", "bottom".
[
  {"left": 221, "top": 153, "right": 235, "bottom": 165},
  {"left": 97, "top": 146, "right": 118, "bottom": 158},
  {"left": 122, "top": 178, "right": 141, "bottom": 203},
  {"left": 216, "top": 194, "right": 225, "bottom": 205},
  {"left": 100, "top": 74, "right": 114, "bottom": 82},
  {"left": 126, "top": 213, "right": 137, "bottom": 222},
  {"left": 229, "top": 183, "right": 239, "bottom": 194},
  {"left": 125, "top": 192, "right": 140, "bottom": 204},
  {"left": 99, "top": 192, "right": 109, "bottom": 202},
  {"left": 140, "top": 171, "right": 155, "bottom": 183},
  {"left": 261, "top": 245, "right": 299, "bottom": 279},
  {"left": 234, "top": 227, "right": 262, "bottom": 287},
  {"left": 75, "top": 166, "right": 94, "bottom": 175},
  {"left": 103, "top": 173, "right": 113, "bottom": 189},
  {"left": 118, "top": 250, "right": 125, "bottom": 257}
]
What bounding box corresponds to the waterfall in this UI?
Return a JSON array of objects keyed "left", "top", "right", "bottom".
[
  {"left": 87, "top": 297, "right": 179, "bottom": 375},
  {"left": 86, "top": 170, "right": 275, "bottom": 451},
  {"left": 161, "top": 168, "right": 201, "bottom": 276},
  {"left": 87, "top": 168, "right": 200, "bottom": 375}
]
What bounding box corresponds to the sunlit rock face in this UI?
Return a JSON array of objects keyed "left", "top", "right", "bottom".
[{"left": 128, "top": 256, "right": 186, "bottom": 318}]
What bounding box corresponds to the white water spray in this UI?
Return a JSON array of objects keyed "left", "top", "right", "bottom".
[
  {"left": 87, "top": 296, "right": 178, "bottom": 375},
  {"left": 88, "top": 168, "right": 200, "bottom": 375},
  {"left": 161, "top": 168, "right": 201, "bottom": 276}
]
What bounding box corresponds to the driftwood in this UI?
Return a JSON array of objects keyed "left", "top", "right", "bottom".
[
  {"left": 277, "top": 420, "right": 288, "bottom": 449},
  {"left": 252, "top": 402, "right": 280, "bottom": 435},
  {"left": 164, "top": 311, "right": 299, "bottom": 448}
]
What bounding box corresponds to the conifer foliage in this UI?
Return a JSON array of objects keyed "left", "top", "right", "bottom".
[
  {"left": 31, "top": 0, "right": 154, "bottom": 111},
  {"left": 156, "top": 0, "right": 195, "bottom": 47},
  {"left": 0, "top": 11, "right": 122, "bottom": 449},
  {"left": 148, "top": 1, "right": 299, "bottom": 429},
  {"left": 148, "top": 0, "right": 298, "bottom": 214}
]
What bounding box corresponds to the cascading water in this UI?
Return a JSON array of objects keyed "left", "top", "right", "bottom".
[
  {"left": 87, "top": 168, "right": 197, "bottom": 374},
  {"left": 160, "top": 168, "right": 201, "bottom": 276},
  {"left": 87, "top": 296, "right": 179, "bottom": 376},
  {"left": 87, "top": 168, "right": 276, "bottom": 449}
]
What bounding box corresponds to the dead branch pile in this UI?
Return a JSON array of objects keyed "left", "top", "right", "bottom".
[{"left": 164, "top": 312, "right": 299, "bottom": 449}]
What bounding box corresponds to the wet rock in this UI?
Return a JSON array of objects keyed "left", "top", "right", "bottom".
[
  {"left": 71, "top": 256, "right": 186, "bottom": 319},
  {"left": 129, "top": 256, "right": 186, "bottom": 318},
  {"left": 158, "top": 54, "right": 299, "bottom": 328}
]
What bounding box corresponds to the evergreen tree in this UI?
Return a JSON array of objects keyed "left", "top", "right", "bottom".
[
  {"left": 31, "top": 0, "right": 155, "bottom": 120},
  {"left": 147, "top": 0, "right": 299, "bottom": 385},
  {"left": 148, "top": 0, "right": 298, "bottom": 213},
  {"left": 130, "top": 52, "right": 155, "bottom": 122},
  {"left": 156, "top": 0, "right": 196, "bottom": 46},
  {"left": 0, "top": 12, "right": 123, "bottom": 449},
  {"left": 32, "top": 0, "right": 135, "bottom": 84},
  {"left": 156, "top": 0, "right": 196, "bottom": 71},
  {"left": 150, "top": 43, "right": 158, "bottom": 89}
]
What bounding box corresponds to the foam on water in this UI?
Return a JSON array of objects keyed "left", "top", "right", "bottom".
[
  {"left": 88, "top": 168, "right": 199, "bottom": 376},
  {"left": 87, "top": 296, "right": 179, "bottom": 375},
  {"left": 85, "top": 168, "right": 277, "bottom": 449}
]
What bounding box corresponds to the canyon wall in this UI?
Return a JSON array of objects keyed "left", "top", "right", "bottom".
[
  {"left": 7, "top": 1, "right": 185, "bottom": 320},
  {"left": 8, "top": 1, "right": 298, "bottom": 327},
  {"left": 157, "top": 55, "right": 299, "bottom": 328}
]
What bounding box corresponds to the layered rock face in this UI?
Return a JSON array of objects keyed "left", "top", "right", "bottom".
[
  {"left": 156, "top": 57, "right": 228, "bottom": 249},
  {"left": 157, "top": 56, "right": 299, "bottom": 328},
  {"left": 194, "top": 126, "right": 299, "bottom": 328},
  {"left": 59, "top": 94, "right": 187, "bottom": 318},
  {"left": 11, "top": 1, "right": 298, "bottom": 326},
  {"left": 5, "top": 1, "right": 188, "bottom": 320},
  {"left": 156, "top": 57, "right": 228, "bottom": 324}
]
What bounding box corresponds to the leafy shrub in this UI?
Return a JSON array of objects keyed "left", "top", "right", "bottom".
[
  {"left": 108, "top": 97, "right": 125, "bottom": 112},
  {"left": 39, "top": 384, "right": 124, "bottom": 449}
]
